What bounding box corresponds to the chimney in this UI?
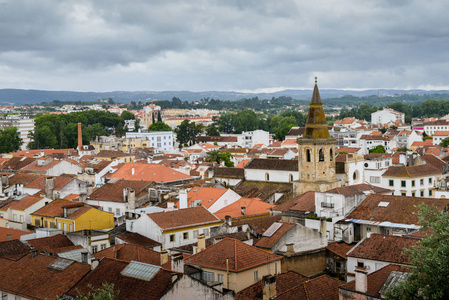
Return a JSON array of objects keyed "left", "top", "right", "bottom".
[
  {"left": 171, "top": 253, "right": 184, "bottom": 273},
  {"left": 355, "top": 266, "right": 368, "bottom": 294},
  {"left": 285, "top": 243, "right": 294, "bottom": 255},
  {"left": 81, "top": 251, "right": 88, "bottom": 264},
  {"left": 197, "top": 233, "right": 206, "bottom": 253},
  {"left": 45, "top": 177, "right": 55, "bottom": 199},
  {"left": 179, "top": 189, "right": 188, "bottom": 209},
  {"left": 128, "top": 188, "right": 136, "bottom": 210},
  {"left": 6, "top": 234, "right": 11, "bottom": 241},
  {"left": 241, "top": 206, "right": 246, "bottom": 215},
  {"left": 262, "top": 275, "right": 276, "bottom": 300},
  {"left": 131, "top": 167, "right": 135, "bottom": 175},
  {"left": 78, "top": 123, "right": 83, "bottom": 151},
  {"left": 160, "top": 250, "right": 169, "bottom": 265},
  {"left": 31, "top": 248, "right": 38, "bottom": 258},
  {"left": 320, "top": 217, "right": 327, "bottom": 236},
  {"left": 1, "top": 175, "right": 8, "bottom": 188},
  {"left": 63, "top": 207, "right": 68, "bottom": 218},
  {"left": 225, "top": 215, "right": 232, "bottom": 227},
  {"left": 399, "top": 152, "right": 407, "bottom": 166}
]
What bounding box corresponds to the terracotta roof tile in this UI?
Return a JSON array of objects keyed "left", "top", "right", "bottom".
[
  {"left": 254, "top": 222, "right": 296, "bottom": 250},
  {"left": 148, "top": 206, "right": 221, "bottom": 231},
  {"left": 340, "top": 264, "right": 411, "bottom": 298},
  {"left": 1, "top": 157, "right": 35, "bottom": 171},
  {"left": 325, "top": 183, "right": 392, "bottom": 197},
  {"left": 185, "top": 238, "right": 282, "bottom": 272},
  {"left": 116, "top": 232, "right": 161, "bottom": 248},
  {"left": 67, "top": 258, "right": 175, "bottom": 300},
  {"left": 31, "top": 199, "right": 82, "bottom": 218},
  {"left": 245, "top": 158, "right": 298, "bottom": 171},
  {"left": 420, "top": 154, "right": 447, "bottom": 172},
  {"left": 235, "top": 271, "right": 308, "bottom": 300},
  {"left": 184, "top": 186, "right": 228, "bottom": 209},
  {"left": 0, "top": 228, "right": 30, "bottom": 242},
  {"left": 0, "top": 239, "right": 30, "bottom": 260},
  {"left": 382, "top": 163, "right": 441, "bottom": 177},
  {"left": 234, "top": 181, "right": 293, "bottom": 202},
  {"left": 214, "top": 197, "right": 273, "bottom": 219},
  {"left": 95, "top": 150, "right": 131, "bottom": 158},
  {"left": 326, "top": 242, "right": 355, "bottom": 259},
  {"left": 196, "top": 136, "right": 238, "bottom": 143},
  {"left": 19, "top": 159, "right": 60, "bottom": 173},
  {"left": 274, "top": 192, "right": 315, "bottom": 212},
  {"left": 347, "top": 234, "right": 419, "bottom": 264},
  {"left": 0, "top": 195, "right": 45, "bottom": 212},
  {"left": 88, "top": 179, "right": 153, "bottom": 203},
  {"left": 275, "top": 274, "right": 344, "bottom": 300},
  {"left": 232, "top": 215, "right": 282, "bottom": 235},
  {"left": 108, "top": 163, "right": 193, "bottom": 183},
  {"left": 336, "top": 147, "right": 361, "bottom": 153},
  {"left": 345, "top": 194, "right": 449, "bottom": 225},
  {"left": 214, "top": 167, "right": 245, "bottom": 178},
  {"left": 94, "top": 244, "right": 162, "bottom": 266},
  {"left": 27, "top": 234, "right": 75, "bottom": 254},
  {"left": 0, "top": 253, "right": 90, "bottom": 300}
]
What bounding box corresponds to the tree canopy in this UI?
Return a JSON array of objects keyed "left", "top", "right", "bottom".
[
  {"left": 206, "top": 150, "right": 234, "bottom": 167},
  {"left": 386, "top": 204, "right": 449, "bottom": 299},
  {"left": 0, "top": 127, "right": 22, "bottom": 153},
  {"left": 369, "top": 145, "right": 386, "bottom": 153},
  {"left": 148, "top": 121, "right": 171, "bottom": 131},
  {"left": 174, "top": 120, "right": 204, "bottom": 147}
]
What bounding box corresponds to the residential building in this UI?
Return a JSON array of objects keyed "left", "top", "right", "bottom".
[
  {"left": 184, "top": 238, "right": 283, "bottom": 292},
  {"left": 126, "top": 131, "right": 174, "bottom": 151},
  {"left": 213, "top": 167, "right": 245, "bottom": 187},
  {"left": 180, "top": 186, "right": 242, "bottom": 213},
  {"left": 19, "top": 156, "right": 82, "bottom": 176},
  {"left": 335, "top": 153, "right": 365, "bottom": 186},
  {"left": 423, "top": 119, "right": 449, "bottom": 136},
  {"left": 0, "top": 115, "right": 34, "bottom": 150},
  {"left": 95, "top": 150, "right": 135, "bottom": 162},
  {"left": 31, "top": 199, "right": 114, "bottom": 232},
  {"left": 214, "top": 197, "right": 274, "bottom": 221},
  {"left": 222, "top": 130, "right": 270, "bottom": 148},
  {"left": 0, "top": 195, "right": 51, "bottom": 230},
  {"left": 127, "top": 206, "right": 223, "bottom": 250},
  {"left": 371, "top": 108, "right": 405, "bottom": 125},
  {"left": 66, "top": 229, "right": 111, "bottom": 254},
  {"left": 381, "top": 163, "right": 442, "bottom": 197},
  {"left": 363, "top": 154, "right": 393, "bottom": 187},
  {"left": 244, "top": 158, "right": 298, "bottom": 183},
  {"left": 359, "top": 135, "right": 397, "bottom": 154},
  {"left": 433, "top": 130, "right": 449, "bottom": 145}
]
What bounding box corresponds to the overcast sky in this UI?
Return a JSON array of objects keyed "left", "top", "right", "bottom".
[{"left": 1, "top": 0, "right": 449, "bottom": 92}]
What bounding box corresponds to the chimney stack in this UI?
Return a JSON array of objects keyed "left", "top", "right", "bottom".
[
  {"left": 286, "top": 243, "right": 295, "bottom": 255},
  {"left": 78, "top": 123, "right": 83, "bottom": 151},
  {"left": 262, "top": 275, "right": 276, "bottom": 300},
  {"left": 81, "top": 251, "right": 89, "bottom": 264},
  {"left": 45, "top": 177, "right": 55, "bottom": 200},
  {"left": 128, "top": 188, "right": 136, "bottom": 210},
  {"left": 1, "top": 175, "right": 8, "bottom": 188},
  {"left": 160, "top": 250, "right": 169, "bottom": 265},
  {"left": 320, "top": 217, "right": 327, "bottom": 237},
  {"left": 179, "top": 189, "right": 188, "bottom": 209},
  {"left": 355, "top": 266, "right": 368, "bottom": 294},
  {"left": 197, "top": 233, "right": 206, "bottom": 253},
  {"left": 6, "top": 234, "right": 11, "bottom": 241}
]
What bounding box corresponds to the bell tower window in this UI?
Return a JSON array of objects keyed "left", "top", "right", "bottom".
[{"left": 319, "top": 149, "right": 324, "bottom": 162}]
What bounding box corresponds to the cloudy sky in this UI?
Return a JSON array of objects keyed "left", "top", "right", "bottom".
[{"left": 1, "top": 0, "right": 448, "bottom": 92}]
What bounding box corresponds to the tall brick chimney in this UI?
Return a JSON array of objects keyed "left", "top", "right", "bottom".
[{"left": 78, "top": 123, "right": 83, "bottom": 151}]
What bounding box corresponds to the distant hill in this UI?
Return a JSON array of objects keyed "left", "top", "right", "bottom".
[{"left": 1, "top": 88, "right": 449, "bottom": 105}]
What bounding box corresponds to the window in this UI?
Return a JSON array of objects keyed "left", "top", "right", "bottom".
[
  {"left": 289, "top": 174, "right": 294, "bottom": 182},
  {"left": 429, "top": 190, "right": 432, "bottom": 196},
  {"left": 421, "top": 191, "right": 424, "bottom": 197},
  {"left": 218, "top": 274, "right": 224, "bottom": 283},
  {"left": 384, "top": 229, "right": 390, "bottom": 235},
  {"left": 116, "top": 208, "right": 121, "bottom": 216},
  {"left": 357, "top": 261, "right": 365, "bottom": 268},
  {"left": 306, "top": 149, "right": 311, "bottom": 162},
  {"left": 169, "top": 234, "right": 175, "bottom": 242},
  {"left": 401, "top": 192, "right": 406, "bottom": 196},
  {"left": 412, "top": 180, "right": 415, "bottom": 187},
  {"left": 69, "top": 224, "right": 73, "bottom": 232},
  {"left": 370, "top": 176, "right": 380, "bottom": 184},
  {"left": 401, "top": 180, "right": 406, "bottom": 187},
  {"left": 254, "top": 270, "right": 258, "bottom": 281},
  {"left": 366, "top": 227, "right": 371, "bottom": 232},
  {"left": 319, "top": 149, "right": 324, "bottom": 162},
  {"left": 92, "top": 245, "right": 98, "bottom": 253},
  {"left": 193, "top": 230, "right": 199, "bottom": 238},
  {"left": 203, "top": 228, "right": 209, "bottom": 237},
  {"left": 101, "top": 244, "right": 107, "bottom": 250},
  {"left": 412, "top": 192, "right": 415, "bottom": 197},
  {"left": 429, "top": 178, "right": 432, "bottom": 184},
  {"left": 389, "top": 180, "right": 394, "bottom": 187},
  {"left": 265, "top": 173, "right": 269, "bottom": 181},
  {"left": 203, "top": 271, "right": 214, "bottom": 282},
  {"left": 108, "top": 207, "right": 112, "bottom": 213},
  {"left": 330, "top": 149, "right": 333, "bottom": 161},
  {"left": 183, "top": 232, "right": 189, "bottom": 240},
  {"left": 420, "top": 179, "right": 424, "bottom": 185}
]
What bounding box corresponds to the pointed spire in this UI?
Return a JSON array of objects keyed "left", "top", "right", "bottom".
[
  {"left": 310, "top": 77, "right": 322, "bottom": 105},
  {"left": 303, "top": 79, "right": 330, "bottom": 139}
]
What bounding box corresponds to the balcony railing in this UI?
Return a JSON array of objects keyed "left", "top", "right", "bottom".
[{"left": 321, "top": 202, "right": 334, "bottom": 208}]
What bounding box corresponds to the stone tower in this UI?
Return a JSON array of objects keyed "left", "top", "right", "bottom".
[{"left": 294, "top": 78, "right": 341, "bottom": 196}]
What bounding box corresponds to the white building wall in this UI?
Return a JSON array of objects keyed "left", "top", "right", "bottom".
[
  {"left": 381, "top": 175, "right": 439, "bottom": 197},
  {"left": 371, "top": 109, "right": 405, "bottom": 125},
  {"left": 126, "top": 131, "right": 174, "bottom": 151},
  {"left": 207, "top": 189, "right": 241, "bottom": 213},
  {"left": 47, "top": 161, "right": 82, "bottom": 176},
  {"left": 244, "top": 169, "right": 298, "bottom": 183}
]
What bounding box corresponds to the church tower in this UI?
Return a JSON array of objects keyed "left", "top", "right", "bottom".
[{"left": 294, "top": 78, "right": 341, "bottom": 196}]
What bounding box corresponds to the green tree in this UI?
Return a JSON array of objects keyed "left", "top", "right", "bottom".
[
  {"left": 157, "top": 111, "right": 163, "bottom": 122},
  {"left": 218, "top": 113, "right": 234, "bottom": 133},
  {"left": 369, "top": 145, "right": 385, "bottom": 153},
  {"left": 273, "top": 116, "right": 297, "bottom": 140},
  {"left": 396, "top": 147, "right": 408, "bottom": 152},
  {"left": 85, "top": 123, "right": 108, "bottom": 141},
  {"left": 232, "top": 110, "right": 258, "bottom": 133},
  {"left": 205, "top": 117, "right": 220, "bottom": 136},
  {"left": 72, "top": 282, "right": 118, "bottom": 300},
  {"left": 0, "top": 127, "right": 22, "bottom": 153},
  {"left": 174, "top": 120, "right": 204, "bottom": 146},
  {"left": 148, "top": 122, "right": 172, "bottom": 131},
  {"left": 206, "top": 150, "right": 234, "bottom": 167},
  {"left": 386, "top": 204, "right": 449, "bottom": 299},
  {"left": 439, "top": 137, "right": 449, "bottom": 147},
  {"left": 120, "top": 111, "right": 134, "bottom": 120}
]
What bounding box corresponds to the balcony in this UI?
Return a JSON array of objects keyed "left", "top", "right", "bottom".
[{"left": 321, "top": 202, "right": 334, "bottom": 208}]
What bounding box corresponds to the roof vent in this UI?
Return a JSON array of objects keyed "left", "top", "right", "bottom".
[
  {"left": 378, "top": 201, "right": 390, "bottom": 207},
  {"left": 120, "top": 261, "right": 161, "bottom": 281},
  {"left": 47, "top": 258, "right": 74, "bottom": 271}
]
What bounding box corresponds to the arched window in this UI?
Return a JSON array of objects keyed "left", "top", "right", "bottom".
[
  {"left": 265, "top": 173, "right": 270, "bottom": 181},
  {"left": 289, "top": 174, "right": 294, "bottom": 182},
  {"left": 319, "top": 149, "right": 324, "bottom": 162},
  {"left": 330, "top": 149, "right": 333, "bottom": 161},
  {"left": 306, "top": 149, "right": 311, "bottom": 162}
]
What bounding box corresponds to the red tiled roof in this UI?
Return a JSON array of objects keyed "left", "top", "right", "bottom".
[
  {"left": 325, "top": 184, "right": 392, "bottom": 197},
  {"left": 88, "top": 179, "right": 153, "bottom": 203},
  {"left": 27, "top": 234, "right": 75, "bottom": 254},
  {"left": 1, "top": 157, "right": 35, "bottom": 171},
  {"left": 235, "top": 271, "right": 308, "bottom": 300},
  {"left": 116, "top": 232, "right": 161, "bottom": 248},
  {"left": 184, "top": 186, "right": 228, "bottom": 209},
  {"left": 108, "top": 163, "right": 193, "bottom": 183},
  {"left": 31, "top": 199, "right": 81, "bottom": 218},
  {"left": 275, "top": 274, "right": 344, "bottom": 300},
  {"left": 94, "top": 244, "right": 164, "bottom": 266},
  {"left": 345, "top": 194, "right": 449, "bottom": 225},
  {"left": 67, "top": 258, "right": 175, "bottom": 300},
  {"left": 232, "top": 215, "right": 281, "bottom": 235},
  {"left": 274, "top": 191, "right": 315, "bottom": 212},
  {"left": 326, "top": 242, "right": 355, "bottom": 259},
  {"left": 255, "top": 222, "right": 296, "bottom": 250},
  {"left": 214, "top": 197, "right": 273, "bottom": 220},
  {"left": 185, "top": 238, "right": 282, "bottom": 272},
  {"left": 0, "top": 239, "right": 30, "bottom": 260},
  {"left": 382, "top": 164, "right": 441, "bottom": 177},
  {"left": 0, "top": 195, "right": 44, "bottom": 212},
  {"left": 148, "top": 206, "right": 221, "bottom": 231},
  {"left": 19, "top": 159, "right": 60, "bottom": 173},
  {"left": 340, "top": 264, "right": 411, "bottom": 298},
  {"left": 0, "top": 228, "right": 30, "bottom": 242},
  {"left": 336, "top": 147, "right": 361, "bottom": 153},
  {"left": 0, "top": 253, "right": 91, "bottom": 300},
  {"left": 348, "top": 234, "right": 419, "bottom": 265}
]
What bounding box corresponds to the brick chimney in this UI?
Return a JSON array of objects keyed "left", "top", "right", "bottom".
[
  {"left": 78, "top": 123, "right": 83, "bottom": 151},
  {"left": 355, "top": 266, "right": 368, "bottom": 294},
  {"left": 160, "top": 250, "right": 169, "bottom": 265},
  {"left": 262, "top": 275, "right": 276, "bottom": 300}
]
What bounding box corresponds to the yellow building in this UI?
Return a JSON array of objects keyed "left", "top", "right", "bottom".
[
  {"left": 184, "top": 238, "right": 282, "bottom": 292},
  {"left": 31, "top": 199, "right": 114, "bottom": 232},
  {"left": 95, "top": 150, "right": 135, "bottom": 163}
]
